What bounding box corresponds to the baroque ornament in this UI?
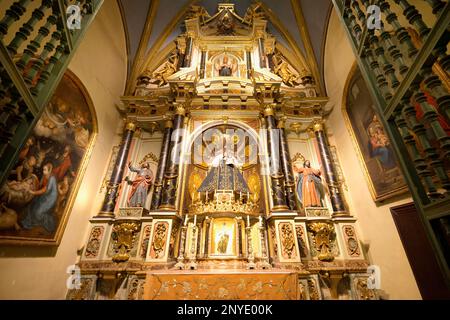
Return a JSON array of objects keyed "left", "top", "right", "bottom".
[
  {"left": 279, "top": 223, "right": 296, "bottom": 259},
  {"left": 343, "top": 225, "right": 360, "bottom": 257},
  {"left": 85, "top": 226, "right": 104, "bottom": 258},
  {"left": 356, "top": 278, "right": 376, "bottom": 300},
  {"left": 151, "top": 222, "right": 169, "bottom": 259},
  {"left": 111, "top": 222, "right": 140, "bottom": 263},
  {"left": 308, "top": 222, "right": 336, "bottom": 262}
]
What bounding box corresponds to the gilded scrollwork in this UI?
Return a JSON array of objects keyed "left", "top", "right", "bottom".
[
  {"left": 295, "top": 225, "right": 308, "bottom": 258},
  {"left": 356, "top": 278, "right": 376, "bottom": 300},
  {"left": 278, "top": 222, "right": 297, "bottom": 259},
  {"left": 85, "top": 226, "right": 104, "bottom": 259},
  {"left": 269, "top": 224, "right": 278, "bottom": 256},
  {"left": 307, "top": 279, "right": 320, "bottom": 300},
  {"left": 169, "top": 223, "right": 180, "bottom": 258},
  {"left": 343, "top": 225, "right": 360, "bottom": 257},
  {"left": 140, "top": 225, "right": 152, "bottom": 259},
  {"left": 111, "top": 222, "right": 141, "bottom": 263},
  {"left": 150, "top": 222, "right": 169, "bottom": 259},
  {"left": 66, "top": 277, "right": 96, "bottom": 300},
  {"left": 127, "top": 277, "right": 145, "bottom": 300},
  {"left": 307, "top": 222, "right": 336, "bottom": 262}
]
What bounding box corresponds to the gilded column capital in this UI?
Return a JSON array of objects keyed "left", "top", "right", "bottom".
[
  {"left": 174, "top": 103, "right": 187, "bottom": 116},
  {"left": 263, "top": 104, "right": 275, "bottom": 117},
  {"left": 313, "top": 121, "right": 324, "bottom": 132},
  {"left": 125, "top": 121, "right": 137, "bottom": 132}
]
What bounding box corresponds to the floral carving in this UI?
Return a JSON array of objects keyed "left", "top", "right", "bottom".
[
  {"left": 356, "top": 278, "right": 376, "bottom": 300},
  {"left": 295, "top": 225, "right": 308, "bottom": 257},
  {"left": 140, "top": 225, "right": 152, "bottom": 258},
  {"left": 150, "top": 222, "right": 169, "bottom": 259},
  {"left": 85, "top": 226, "right": 104, "bottom": 258},
  {"left": 343, "top": 225, "right": 360, "bottom": 257},
  {"left": 307, "top": 279, "right": 319, "bottom": 300},
  {"left": 278, "top": 222, "right": 297, "bottom": 259}
]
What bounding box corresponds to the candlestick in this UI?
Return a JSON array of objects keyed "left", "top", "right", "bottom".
[
  {"left": 194, "top": 214, "right": 197, "bottom": 226},
  {"left": 184, "top": 215, "right": 188, "bottom": 226},
  {"left": 247, "top": 191, "right": 250, "bottom": 202},
  {"left": 247, "top": 215, "right": 250, "bottom": 227},
  {"left": 259, "top": 215, "right": 263, "bottom": 226}
]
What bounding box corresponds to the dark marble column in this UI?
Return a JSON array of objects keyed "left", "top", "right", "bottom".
[
  {"left": 264, "top": 105, "right": 289, "bottom": 211},
  {"left": 278, "top": 117, "right": 297, "bottom": 211},
  {"left": 246, "top": 50, "right": 252, "bottom": 79},
  {"left": 97, "top": 121, "right": 136, "bottom": 217},
  {"left": 183, "top": 37, "right": 193, "bottom": 68},
  {"left": 150, "top": 117, "right": 173, "bottom": 210},
  {"left": 199, "top": 50, "right": 206, "bottom": 78},
  {"left": 258, "top": 38, "right": 266, "bottom": 68},
  {"left": 160, "top": 104, "right": 186, "bottom": 210},
  {"left": 313, "top": 122, "right": 348, "bottom": 216}
]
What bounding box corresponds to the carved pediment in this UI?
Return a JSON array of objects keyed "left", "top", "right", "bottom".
[{"left": 199, "top": 4, "right": 252, "bottom": 36}]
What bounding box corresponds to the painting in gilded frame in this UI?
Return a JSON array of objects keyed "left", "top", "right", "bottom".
[
  {"left": 0, "top": 71, "right": 97, "bottom": 245},
  {"left": 342, "top": 64, "right": 408, "bottom": 202}
]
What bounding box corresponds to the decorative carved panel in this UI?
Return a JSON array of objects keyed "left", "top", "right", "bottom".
[{"left": 84, "top": 226, "right": 104, "bottom": 259}]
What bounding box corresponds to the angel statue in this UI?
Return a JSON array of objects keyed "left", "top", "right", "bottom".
[{"left": 125, "top": 162, "right": 154, "bottom": 207}]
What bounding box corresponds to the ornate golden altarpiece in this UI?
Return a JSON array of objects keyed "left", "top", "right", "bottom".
[{"left": 68, "top": 3, "right": 376, "bottom": 301}]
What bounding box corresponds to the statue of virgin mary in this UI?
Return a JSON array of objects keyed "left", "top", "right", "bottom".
[{"left": 197, "top": 152, "right": 249, "bottom": 193}]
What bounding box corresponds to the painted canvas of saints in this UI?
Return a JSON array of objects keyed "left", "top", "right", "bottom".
[
  {"left": 344, "top": 67, "right": 408, "bottom": 201},
  {"left": 0, "top": 72, "right": 95, "bottom": 244}
]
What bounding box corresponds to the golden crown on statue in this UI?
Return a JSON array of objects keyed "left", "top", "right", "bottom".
[{"left": 188, "top": 190, "right": 259, "bottom": 215}]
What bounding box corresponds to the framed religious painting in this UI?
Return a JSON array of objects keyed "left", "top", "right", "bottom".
[
  {"left": 0, "top": 71, "right": 97, "bottom": 245},
  {"left": 342, "top": 64, "right": 408, "bottom": 202}
]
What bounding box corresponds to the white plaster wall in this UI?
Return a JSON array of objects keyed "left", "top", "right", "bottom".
[
  {"left": 323, "top": 10, "right": 421, "bottom": 300},
  {"left": 0, "top": 2, "right": 127, "bottom": 299}
]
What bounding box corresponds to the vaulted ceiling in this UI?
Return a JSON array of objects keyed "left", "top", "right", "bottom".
[{"left": 117, "top": 0, "right": 332, "bottom": 95}]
